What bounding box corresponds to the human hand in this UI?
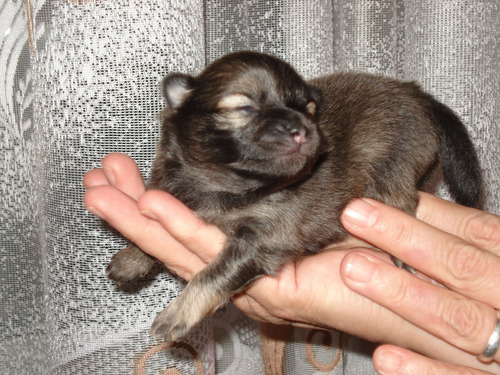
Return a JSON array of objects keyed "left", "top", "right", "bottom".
[
  {"left": 83, "top": 153, "right": 499, "bottom": 373},
  {"left": 340, "top": 193, "right": 500, "bottom": 374},
  {"left": 82, "top": 154, "right": 389, "bottom": 329}
]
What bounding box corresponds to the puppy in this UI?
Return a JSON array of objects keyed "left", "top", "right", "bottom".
[{"left": 106, "top": 51, "right": 482, "bottom": 340}]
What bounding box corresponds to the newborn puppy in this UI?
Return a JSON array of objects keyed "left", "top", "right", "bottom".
[{"left": 106, "top": 51, "right": 482, "bottom": 340}]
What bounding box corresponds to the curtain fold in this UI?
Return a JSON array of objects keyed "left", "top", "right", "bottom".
[
  {"left": 3, "top": 1, "right": 213, "bottom": 374},
  {"left": 2, "top": 1, "right": 499, "bottom": 374}
]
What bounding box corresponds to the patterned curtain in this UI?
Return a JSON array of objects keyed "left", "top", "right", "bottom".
[{"left": 1, "top": 1, "right": 499, "bottom": 374}]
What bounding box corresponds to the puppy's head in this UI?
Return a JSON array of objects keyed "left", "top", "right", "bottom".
[{"left": 161, "top": 52, "right": 324, "bottom": 187}]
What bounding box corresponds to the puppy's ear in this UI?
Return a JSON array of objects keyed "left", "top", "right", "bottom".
[
  {"left": 162, "top": 73, "right": 194, "bottom": 110},
  {"left": 306, "top": 85, "right": 323, "bottom": 119},
  {"left": 309, "top": 85, "right": 323, "bottom": 109}
]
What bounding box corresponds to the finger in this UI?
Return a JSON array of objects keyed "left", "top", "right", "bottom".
[
  {"left": 84, "top": 185, "right": 206, "bottom": 280},
  {"left": 236, "top": 249, "right": 393, "bottom": 329},
  {"left": 231, "top": 275, "right": 291, "bottom": 325},
  {"left": 83, "top": 168, "right": 108, "bottom": 188},
  {"left": 137, "top": 190, "right": 226, "bottom": 263},
  {"left": 341, "top": 198, "right": 500, "bottom": 308},
  {"left": 341, "top": 252, "right": 500, "bottom": 361},
  {"left": 373, "top": 345, "right": 496, "bottom": 375},
  {"left": 417, "top": 192, "right": 500, "bottom": 255},
  {"left": 100, "top": 153, "right": 146, "bottom": 200}
]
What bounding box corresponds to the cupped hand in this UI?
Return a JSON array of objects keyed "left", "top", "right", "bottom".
[
  {"left": 340, "top": 194, "right": 500, "bottom": 374},
  {"left": 82, "top": 154, "right": 390, "bottom": 329},
  {"left": 83, "top": 153, "right": 499, "bottom": 373}
]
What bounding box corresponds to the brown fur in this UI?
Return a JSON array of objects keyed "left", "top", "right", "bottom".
[{"left": 106, "top": 52, "right": 482, "bottom": 340}]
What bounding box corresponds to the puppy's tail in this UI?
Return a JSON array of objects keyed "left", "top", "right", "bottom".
[{"left": 432, "top": 99, "right": 483, "bottom": 208}]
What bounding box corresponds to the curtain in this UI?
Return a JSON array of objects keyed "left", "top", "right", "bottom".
[{"left": 1, "top": 1, "right": 499, "bottom": 374}]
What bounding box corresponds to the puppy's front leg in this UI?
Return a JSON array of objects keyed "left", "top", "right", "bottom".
[
  {"left": 150, "top": 236, "right": 271, "bottom": 341},
  {"left": 107, "top": 244, "right": 157, "bottom": 284}
]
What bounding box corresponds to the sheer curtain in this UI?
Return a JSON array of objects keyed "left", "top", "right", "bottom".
[{"left": 1, "top": 1, "right": 499, "bottom": 374}]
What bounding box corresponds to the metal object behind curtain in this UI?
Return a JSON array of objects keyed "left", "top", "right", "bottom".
[{"left": 1, "top": 0, "right": 499, "bottom": 374}]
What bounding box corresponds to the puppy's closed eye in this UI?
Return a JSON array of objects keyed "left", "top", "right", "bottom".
[
  {"left": 216, "top": 94, "right": 257, "bottom": 128},
  {"left": 237, "top": 105, "right": 256, "bottom": 114}
]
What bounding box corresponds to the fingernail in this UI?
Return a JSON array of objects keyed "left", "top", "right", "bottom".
[
  {"left": 377, "top": 350, "right": 403, "bottom": 375},
  {"left": 86, "top": 206, "right": 105, "bottom": 220},
  {"left": 102, "top": 166, "right": 116, "bottom": 186},
  {"left": 342, "top": 199, "right": 378, "bottom": 228},
  {"left": 140, "top": 209, "right": 159, "bottom": 220},
  {"left": 345, "top": 254, "right": 377, "bottom": 283}
]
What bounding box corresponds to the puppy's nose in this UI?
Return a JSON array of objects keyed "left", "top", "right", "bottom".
[
  {"left": 290, "top": 126, "right": 307, "bottom": 145},
  {"left": 281, "top": 122, "right": 308, "bottom": 144}
]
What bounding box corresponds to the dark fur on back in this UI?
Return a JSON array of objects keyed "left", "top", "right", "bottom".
[{"left": 106, "top": 51, "right": 482, "bottom": 340}]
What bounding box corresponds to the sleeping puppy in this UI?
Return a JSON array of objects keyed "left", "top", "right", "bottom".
[{"left": 106, "top": 51, "right": 482, "bottom": 340}]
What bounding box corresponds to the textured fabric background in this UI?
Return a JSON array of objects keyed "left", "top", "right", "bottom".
[{"left": 1, "top": 1, "right": 499, "bottom": 374}]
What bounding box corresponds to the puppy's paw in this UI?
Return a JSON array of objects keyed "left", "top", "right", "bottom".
[
  {"left": 107, "top": 244, "right": 157, "bottom": 284},
  {"left": 150, "top": 298, "right": 203, "bottom": 341},
  {"left": 150, "top": 282, "right": 227, "bottom": 341}
]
